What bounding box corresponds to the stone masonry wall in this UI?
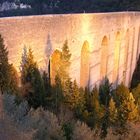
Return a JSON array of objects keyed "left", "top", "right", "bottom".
[{"left": 0, "top": 12, "right": 140, "bottom": 88}]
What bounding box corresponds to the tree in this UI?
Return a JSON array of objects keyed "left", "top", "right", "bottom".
[
  {"left": 58, "top": 40, "right": 71, "bottom": 88},
  {"left": 127, "top": 93, "right": 139, "bottom": 121},
  {"left": 114, "top": 84, "right": 136, "bottom": 134},
  {"left": 108, "top": 98, "right": 117, "bottom": 125},
  {"left": 0, "top": 34, "right": 11, "bottom": 94},
  {"left": 49, "top": 74, "right": 64, "bottom": 112},
  {"left": 99, "top": 77, "right": 112, "bottom": 107},
  {"left": 132, "top": 84, "right": 140, "bottom": 107},
  {"left": 131, "top": 55, "right": 140, "bottom": 88},
  {"left": 66, "top": 80, "right": 85, "bottom": 111},
  {"left": 20, "top": 48, "right": 45, "bottom": 108},
  {"left": 87, "top": 87, "right": 104, "bottom": 128},
  {"left": 42, "top": 71, "right": 51, "bottom": 96},
  {"left": 114, "top": 83, "right": 130, "bottom": 107},
  {"left": 62, "top": 122, "right": 73, "bottom": 140},
  {"left": 8, "top": 64, "right": 19, "bottom": 95}
]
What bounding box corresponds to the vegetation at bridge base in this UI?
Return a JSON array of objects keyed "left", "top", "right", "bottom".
[
  {"left": 0, "top": 34, "right": 18, "bottom": 95},
  {"left": 1, "top": 34, "right": 140, "bottom": 139}
]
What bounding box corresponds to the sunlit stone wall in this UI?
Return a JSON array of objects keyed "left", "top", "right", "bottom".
[{"left": 0, "top": 12, "right": 140, "bottom": 88}]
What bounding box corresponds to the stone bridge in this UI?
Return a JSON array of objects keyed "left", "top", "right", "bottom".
[{"left": 0, "top": 12, "right": 140, "bottom": 88}]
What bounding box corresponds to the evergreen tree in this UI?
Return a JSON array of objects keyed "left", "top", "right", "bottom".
[
  {"left": 0, "top": 34, "right": 11, "bottom": 94},
  {"left": 132, "top": 84, "right": 140, "bottom": 107},
  {"left": 84, "top": 87, "right": 91, "bottom": 111},
  {"left": 90, "top": 87, "right": 104, "bottom": 128},
  {"left": 115, "top": 99, "right": 129, "bottom": 135},
  {"left": 8, "top": 64, "right": 19, "bottom": 95},
  {"left": 113, "top": 94, "right": 138, "bottom": 134},
  {"left": 108, "top": 98, "right": 117, "bottom": 125},
  {"left": 131, "top": 55, "right": 140, "bottom": 88},
  {"left": 63, "top": 79, "right": 86, "bottom": 120},
  {"left": 99, "top": 77, "right": 112, "bottom": 107},
  {"left": 115, "top": 83, "right": 130, "bottom": 107},
  {"left": 20, "top": 48, "right": 45, "bottom": 108},
  {"left": 59, "top": 40, "right": 71, "bottom": 88},
  {"left": 101, "top": 109, "right": 109, "bottom": 138},
  {"left": 52, "top": 74, "right": 64, "bottom": 112},
  {"left": 42, "top": 71, "right": 51, "bottom": 96},
  {"left": 70, "top": 80, "right": 85, "bottom": 111},
  {"left": 62, "top": 122, "right": 73, "bottom": 140},
  {"left": 63, "top": 78, "right": 73, "bottom": 97},
  {"left": 114, "top": 84, "right": 132, "bottom": 134},
  {"left": 127, "top": 93, "right": 139, "bottom": 121}
]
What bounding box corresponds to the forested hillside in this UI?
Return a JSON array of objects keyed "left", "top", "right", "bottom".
[{"left": 0, "top": 0, "right": 140, "bottom": 17}]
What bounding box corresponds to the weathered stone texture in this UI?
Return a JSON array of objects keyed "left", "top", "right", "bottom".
[{"left": 0, "top": 12, "right": 140, "bottom": 88}]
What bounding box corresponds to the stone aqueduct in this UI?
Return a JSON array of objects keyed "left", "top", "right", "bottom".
[{"left": 0, "top": 12, "right": 140, "bottom": 89}]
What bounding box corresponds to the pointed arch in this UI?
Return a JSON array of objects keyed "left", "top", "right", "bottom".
[
  {"left": 113, "top": 31, "right": 121, "bottom": 83},
  {"left": 50, "top": 49, "right": 62, "bottom": 85},
  {"left": 80, "top": 41, "right": 90, "bottom": 87},
  {"left": 100, "top": 36, "right": 109, "bottom": 79}
]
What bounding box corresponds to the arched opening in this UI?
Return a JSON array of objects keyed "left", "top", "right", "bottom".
[
  {"left": 123, "top": 29, "right": 129, "bottom": 84},
  {"left": 100, "top": 36, "right": 109, "bottom": 79},
  {"left": 113, "top": 32, "right": 121, "bottom": 84},
  {"left": 80, "top": 41, "right": 90, "bottom": 88},
  {"left": 50, "top": 49, "right": 61, "bottom": 85}
]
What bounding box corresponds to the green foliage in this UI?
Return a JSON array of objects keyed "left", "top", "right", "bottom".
[
  {"left": 20, "top": 47, "right": 46, "bottom": 108},
  {"left": 115, "top": 83, "right": 130, "bottom": 107},
  {"left": 99, "top": 77, "right": 112, "bottom": 107},
  {"left": 115, "top": 84, "right": 130, "bottom": 130},
  {"left": 50, "top": 74, "right": 64, "bottom": 112},
  {"left": 8, "top": 64, "right": 19, "bottom": 95},
  {"left": 42, "top": 71, "right": 51, "bottom": 96},
  {"left": 109, "top": 98, "right": 117, "bottom": 125},
  {"left": 80, "top": 87, "right": 104, "bottom": 129},
  {"left": 132, "top": 84, "right": 140, "bottom": 106},
  {"left": 115, "top": 99, "right": 129, "bottom": 135},
  {"left": 131, "top": 55, "right": 140, "bottom": 88},
  {"left": 58, "top": 40, "right": 71, "bottom": 88},
  {"left": 0, "top": 34, "right": 11, "bottom": 94},
  {"left": 114, "top": 84, "right": 139, "bottom": 134},
  {"left": 101, "top": 109, "right": 109, "bottom": 138},
  {"left": 65, "top": 80, "right": 85, "bottom": 111},
  {"left": 62, "top": 122, "right": 73, "bottom": 140}
]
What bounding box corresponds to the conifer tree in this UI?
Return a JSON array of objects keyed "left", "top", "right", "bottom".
[
  {"left": 0, "top": 35, "right": 10, "bottom": 94},
  {"left": 52, "top": 74, "right": 64, "bottom": 112},
  {"left": 127, "top": 93, "right": 139, "bottom": 121},
  {"left": 20, "top": 46, "right": 28, "bottom": 84},
  {"left": 20, "top": 48, "right": 45, "bottom": 108},
  {"left": 132, "top": 84, "right": 140, "bottom": 106},
  {"left": 59, "top": 40, "right": 71, "bottom": 88},
  {"left": 90, "top": 87, "right": 104, "bottom": 128},
  {"left": 63, "top": 78, "right": 73, "bottom": 97},
  {"left": 65, "top": 80, "right": 85, "bottom": 111},
  {"left": 84, "top": 87, "right": 91, "bottom": 109},
  {"left": 8, "top": 64, "right": 19, "bottom": 95},
  {"left": 99, "top": 77, "right": 112, "bottom": 107},
  {"left": 108, "top": 98, "right": 117, "bottom": 125},
  {"left": 115, "top": 83, "right": 130, "bottom": 107},
  {"left": 42, "top": 71, "right": 51, "bottom": 96},
  {"left": 114, "top": 84, "right": 131, "bottom": 134}
]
